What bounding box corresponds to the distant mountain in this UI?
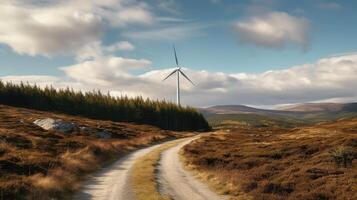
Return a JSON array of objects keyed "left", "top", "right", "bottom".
[
  {"left": 279, "top": 103, "right": 345, "bottom": 112},
  {"left": 201, "top": 105, "right": 266, "bottom": 115},
  {"left": 200, "top": 105, "right": 305, "bottom": 128},
  {"left": 200, "top": 102, "right": 357, "bottom": 127},
  {"left": 202, "top": 102, "right": 357, "bottom": 115},
  {"left": 201, "top": 105, "right": 295, "bottom": 116}
]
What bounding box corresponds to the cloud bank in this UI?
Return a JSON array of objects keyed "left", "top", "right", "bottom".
[
  {"left": 233, "top": 11, "right": 309, "bottom": 49},
  {"left": 0, "top": 0, "right": 153, "bottom": 56}
]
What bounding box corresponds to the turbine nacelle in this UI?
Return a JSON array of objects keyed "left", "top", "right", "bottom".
[{"left": 162, "top": 68, "right": 195, "bottom": 86}]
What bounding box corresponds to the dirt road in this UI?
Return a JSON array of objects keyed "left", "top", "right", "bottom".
[
  {"left": 74, "top": 136, "right": 226, "bottom": 200},
  {"left": 74, "top": 143, "right": 163, "bottom": 200},
  {"left": 158, "top": 138, "right": 226, "bottom": 200}
]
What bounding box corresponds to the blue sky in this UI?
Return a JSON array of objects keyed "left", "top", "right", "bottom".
[{"left": 1, "top": 0, "right": 357, "bottom": 106}]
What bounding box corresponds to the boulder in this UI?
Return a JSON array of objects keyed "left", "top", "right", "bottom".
[{"left": 33, "top": 118, "right": 76, "bottom": 133}]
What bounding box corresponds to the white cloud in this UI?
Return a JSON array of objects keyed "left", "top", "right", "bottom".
[
  {"left": 0, "top": 0, "right": 153, "bottom": 56},
  {"left": 1, "top": 75, "right": 60, "bottom": 85},
  {"left": 75, "top": 42, "right": 104, "bottom": 61},
  {"left": 123, "top": 24, "right": 205, "bottom": 41},
  {"left": 0, "top": 0, "right": 203, "bottom": 57},
  {"left": 3, "top": 53, "right": 357, "bottom": 107},
  {"left": 112, "top": 5, "right": 154, "bottom": 26},
  {"left": 233, "top": 11, "right": 309, "bottom": 49},
  {"left": 61, "top": 56, "right": 152, "bottom": 86},
  {"left": 107, "top": 41, "right": 135, "bottom": 52},
  {"left": 156, "top": 0, "right": 180, "bottom": 14},
  {"left": 76, "top": 41, "right": 135, "bottom": 61}
]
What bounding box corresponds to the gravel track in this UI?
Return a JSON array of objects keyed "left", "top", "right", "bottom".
[
  {"left": 74, "top": 136, "right": 226, "bottom": 200},
  {"left": 158, "top": 137, "right": 227, "bottom": 200},
  {"left": 74, "top": 143, "right": 164, "bottom": 200}
]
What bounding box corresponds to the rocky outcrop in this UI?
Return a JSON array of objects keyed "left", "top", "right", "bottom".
[
  {"left": 34, "top": 118, "right": 112, "bottom": 138},
  {"left": 33, "top": 118, "right": 76, "bottom": 133}
]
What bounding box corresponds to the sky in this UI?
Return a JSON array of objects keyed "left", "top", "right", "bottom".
[{"left": 1, "top": 0, "right": 357, "bottom": 107}]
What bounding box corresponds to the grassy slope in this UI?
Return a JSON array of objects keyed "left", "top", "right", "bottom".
[
  {"left": 206, "top": 111, "right": 357, "bottom": 129},
  {"left": 301, "top": 111, "right": 357, "bottom": 122},
  {"left": 203, "top": 102, "right": 357, "bottom": 129},
  {"left": 206, "top": 113, "right": 306, "bottom": 128},
  {"left": 182, "top": 120, "right": 357, "bottom": 200},
  {"left": 0, "top": 104, "right": 185, "bottom": 199}
]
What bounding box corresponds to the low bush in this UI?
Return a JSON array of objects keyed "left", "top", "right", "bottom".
[{"left": 329, "top": 146, "right": 354, "bottom": 167}]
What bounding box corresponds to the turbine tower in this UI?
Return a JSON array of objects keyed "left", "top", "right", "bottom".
[{"left": 163, "top": 46, "right": 194, "bottom": 106}]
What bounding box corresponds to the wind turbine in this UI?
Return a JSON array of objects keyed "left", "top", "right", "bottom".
[{"left": 163, "top": 46, "right": 194, "bottom": 106}]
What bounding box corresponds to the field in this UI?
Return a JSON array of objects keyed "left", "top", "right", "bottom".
[
  {"left": 182, "top": 120, "right": 357, "bottom": 200},
  {"left": 0, "top": 104, "right": 187, "bottom": 199}
]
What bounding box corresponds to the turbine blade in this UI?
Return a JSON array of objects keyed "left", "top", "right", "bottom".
[
  {"left": 162, "top": 69, "right": 178, "bottom": 81},
  {"left": 173, "top": 46, "right": 179, "bottom": 67},
  {"left": 179, "top": 70, "right": 195, "bottom": 85}
]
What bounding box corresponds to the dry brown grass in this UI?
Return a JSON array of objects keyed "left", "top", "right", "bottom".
[
  {"left": 182, "top": 120, "right": 357, "bottom": 200},
  {"left": 0, "top": 104, "right": 187, "bottom": 199},
  {"left": 179, "top": 149, "right": 253, "bottom": 200}
]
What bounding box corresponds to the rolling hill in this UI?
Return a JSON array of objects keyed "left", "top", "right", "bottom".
[
  {"left": 201, "top": 103, "right": 357, "bottom": 127},
  {"left": 200, "top": 105, "right": 266, "bottom": 115},
  {"left": 279, "top": 102, "right": 357, "bottom": 112}
]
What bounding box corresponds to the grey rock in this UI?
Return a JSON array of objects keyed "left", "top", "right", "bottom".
[{"left": 33, "top": 118, "right": 76, "bottom": 133}]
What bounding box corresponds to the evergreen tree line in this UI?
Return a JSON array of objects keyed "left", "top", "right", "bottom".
[{"left": 0, "top": 81, "right": 210, "bottom": 131}]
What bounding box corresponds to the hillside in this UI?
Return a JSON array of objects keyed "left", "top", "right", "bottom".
[
  {"left": 0, "top": 81, "right": 209, "bottom": 131},
  {"left": 182, "top": 119, "right": 357, "bottom": 200},
  {"left": 280, "top": 103, "right": 346, "bottom": 112},
  {"left": 0, "top": 104, "right": 188, "bottom": 199},
  {"left": 279, "top": 102, "right": 357, "bottom": 113},
  {"left": 201, "top": 103, "right": 357, "bottom": 127},
  {"left": 201, "top": 105, "right": 305, "bottom": 128},
  {"left": 207, "top": 113, "right": 305, "bottom": 128},
  {"left": 200, "top": 105, "right": 265, "bottom": 115}
]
